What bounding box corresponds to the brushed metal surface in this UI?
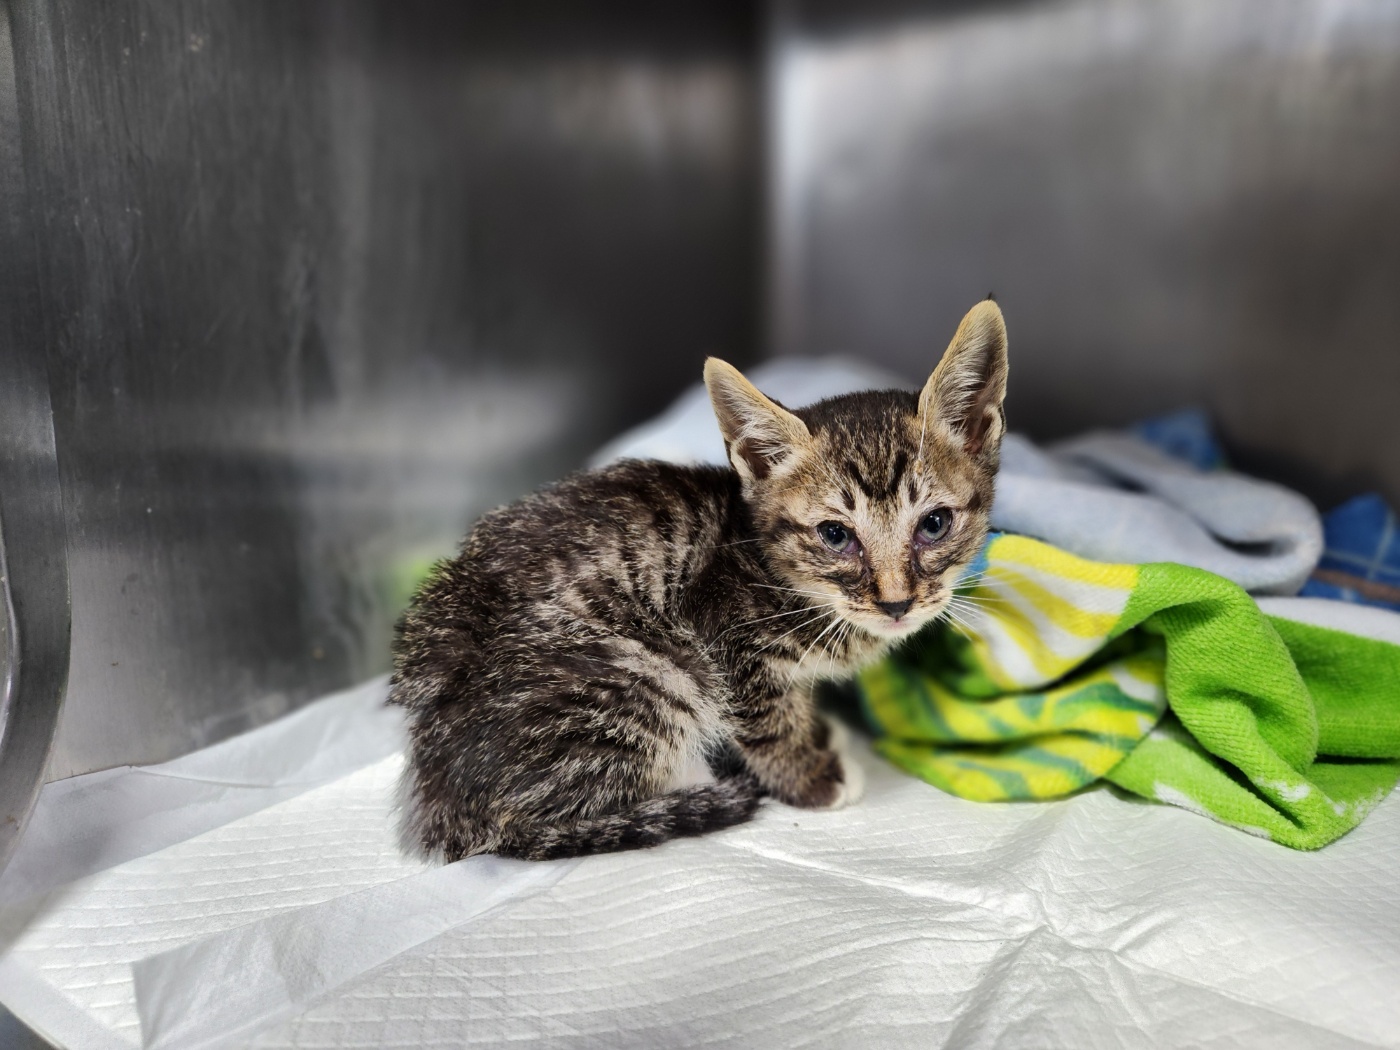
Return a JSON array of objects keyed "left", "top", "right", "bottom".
[
  {"left": 4, "top": 0, "right": 758, "bottom": 782},
  {"left": 769, "top": 0, "right": 1400, "bottom": 506},
  {"left": 0, "top": 1, "right": 71, "bottom": 876}
]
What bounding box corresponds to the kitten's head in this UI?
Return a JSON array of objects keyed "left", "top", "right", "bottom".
[{"left": 705, "top": 300, "right": 1007, "bottom": 640}]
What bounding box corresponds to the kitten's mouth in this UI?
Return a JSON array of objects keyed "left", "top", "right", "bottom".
[
  {"left": 850, "top": 594, "right": 957, "bottom": 640},
  {"left": 855, "top": 613, "right": 930, "bottom": 640}
]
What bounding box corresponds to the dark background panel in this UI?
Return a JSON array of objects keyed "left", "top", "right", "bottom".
[{"left": 769, "top": 0, "right": 1400, "bottom": 508}]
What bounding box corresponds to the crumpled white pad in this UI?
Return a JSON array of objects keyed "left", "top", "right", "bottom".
[
  {"left": 241, "top": 751, "right": 1400, "bottom": 1050},
  {"left": 594, "top": 356, "right": 1324, "bottom": 595},
  {"left": 134, "top": 850, "right": 577, "bottom": 1050},
  {"left": 0, "top": 675, "right": 403, "bottom": 909},
  {"left": 0, "top": 753, "right": 429, "bottom": 1048},
  {"left": 1, "top": 677, "right": 1398, "bottom": 1049}
]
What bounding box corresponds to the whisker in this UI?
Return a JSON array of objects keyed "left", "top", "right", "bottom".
[
  {"left": 820, "top": 620, "right": 847, "bottom": 681},
  {"left": 788, "top": 615, "right": 845, "bottom": 687},
  {"left": 941, "top": 598, "right": 991, "bottom": 638},
  {"left": 950, "top": 579, "right": 993, "bottom": 593},
  {"left": 717, "top": 602, "right": 842, "bottom": 638},
  {"left": 785, "top": 619, "right": 828, "bottom": 679},
  {"left": 952, "top": 596, "right": 992, "bottom": 607},
  {"left": 943, "top": 617, "right": 974, "bottom": 639},
  {"left": 757, "top": 608, "right": 837, "bottom": 653},
  {"left": 750, "top": 583, "right": 842, "bottom": 599},
  {"left": 939, "top": 599, "right": 971, "bottom": 623},
  {"left": 945, "top": 593, "right": 995, "bottom": 610},
  {"left": 942, "top": 606, "right": 984, "bottom": 629},
  {"left": 944, "top": 605, "right": 990, "bottom": 621},
  {"left": 938, "top": 606, "right": 975, "bottom": 637},
  {"left": 949, "top": 588, "right": 994, "bottom": 600},
  {"left": 829, "top": 620, "right": 855, "bottom": 679}
]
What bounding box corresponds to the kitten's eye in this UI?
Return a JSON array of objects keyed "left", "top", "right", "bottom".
[
  {"left": 817, "top": 520, "right": 858, "bottom": 554},
  {"left": 916, "top": 508, "right": 953, "bottom": 545}
]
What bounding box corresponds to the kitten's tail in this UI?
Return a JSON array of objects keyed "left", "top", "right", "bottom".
[{"left": 495, "top": 776, "right": 764, "bottom": 862}]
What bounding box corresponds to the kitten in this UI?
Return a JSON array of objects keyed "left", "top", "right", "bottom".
[{"left": 390, "top": 300, "right": 1008, "bottom": 861}]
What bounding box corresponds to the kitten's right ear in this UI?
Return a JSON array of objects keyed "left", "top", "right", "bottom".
[
  {"left": 920, "top": 300, "right": 1009, "bottom": 460},
  {"left": 704, "top": 358, "right": 811, "bottom": 481}
]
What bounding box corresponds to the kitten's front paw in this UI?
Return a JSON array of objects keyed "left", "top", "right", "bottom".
[
  {"left": 826, "top": 746, "right": 865, "bottom": 809},
  {"left": 820, "top": 713, "right": 850, "bottom": 754},
  {"left": 812, "top": 715, "right": 864, "bottom": 809},
  {"left": 783, "top": 737, "right": 865, "bottom": 810}
]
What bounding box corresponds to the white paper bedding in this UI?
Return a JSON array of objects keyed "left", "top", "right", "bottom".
[{"left": 1, "top": 674, "right": 1398, "bottom": 1049}]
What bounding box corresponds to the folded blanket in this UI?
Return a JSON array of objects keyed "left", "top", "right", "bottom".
[
  {"left": 856, "top": 532, "right": 1400, "bottom": 848},
  {"left": 594, "top": 357, "right": 1324, "bottom": 595},
  {"left": 1122, "top": 408, "right": 1400, "bottom": 612},
  {"left": 1002, "top": 431, "right": 1322, "bottom": 595}
]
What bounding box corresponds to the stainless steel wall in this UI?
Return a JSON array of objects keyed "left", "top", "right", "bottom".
[
  {"left": 769, "top": 0, "right": 1400, "bottom": 507},
  {"left": 1, "top": 0, "right": 759, "bottom": 814},
  {"left": 0, "top": 0, "right": 70, "bottom": 883}
]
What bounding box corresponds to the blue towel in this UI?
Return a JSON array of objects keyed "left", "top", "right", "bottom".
[
  {"left": 1299, "top": 493, "right": 1400, "bottom": 612},
  {"left": 1131, "top": 407, "right": 1228, "bottom": 472},
  {"left": 1133, "top": 409, "right": 1399, "bottom": 611}
]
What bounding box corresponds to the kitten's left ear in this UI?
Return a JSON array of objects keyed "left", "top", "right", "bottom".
[
  {"left": 704, "top": 358, "right": 811, "bottom": 481},
  {"left": 920, "top": 300, "right": 1009, "bottom": 459}
]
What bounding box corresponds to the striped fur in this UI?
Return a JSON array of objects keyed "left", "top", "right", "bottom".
[{"left": 390, "top": 301, "right": 1008, "bottom": 861}]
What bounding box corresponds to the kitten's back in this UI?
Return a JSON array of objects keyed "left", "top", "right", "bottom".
[{"left": 389, "top": 459, "right": 763, "bottom": 861}]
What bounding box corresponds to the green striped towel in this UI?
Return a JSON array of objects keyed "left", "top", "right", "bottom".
[{"left": 856, "top": 533, "right": 1400, "bottom": 848}]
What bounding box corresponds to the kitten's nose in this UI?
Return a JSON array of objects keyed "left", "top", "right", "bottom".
[{"left": 876, "top": 598, "right": 913, "bottom": 620}]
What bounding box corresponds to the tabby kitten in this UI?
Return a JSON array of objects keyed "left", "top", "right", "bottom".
[{"left": 391, "top": 300, "right": 1008, "bottom": 861}]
